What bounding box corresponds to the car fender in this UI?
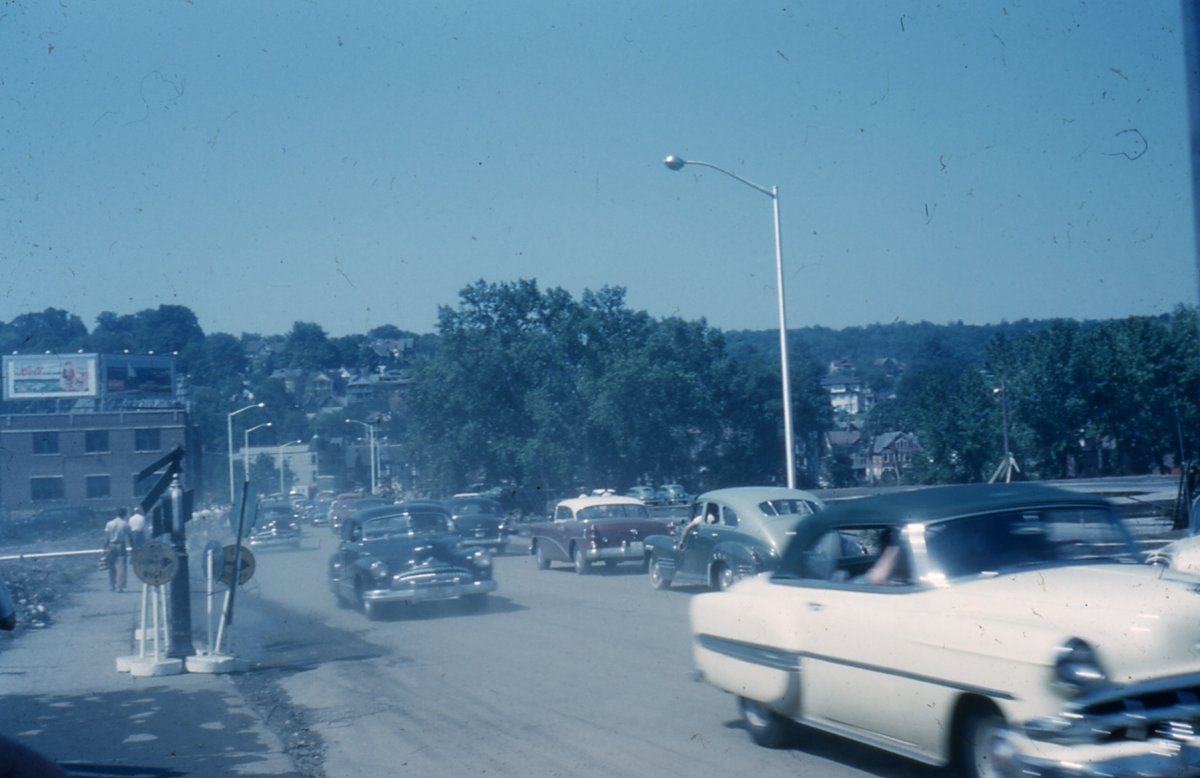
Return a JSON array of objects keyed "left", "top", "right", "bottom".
[
  {"left": 708, "top": 540, "right": 766, "bottom": 579},
  {"left": 689, "top": 584, "right": 803, "bottom": 716},
  {"left": 644, "top": 534, "right": 676, "bottom": 558}
]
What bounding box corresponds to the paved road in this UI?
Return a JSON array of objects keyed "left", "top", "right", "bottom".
[{"left": 226, "top": 531, "right": 940, "bottom": 778}]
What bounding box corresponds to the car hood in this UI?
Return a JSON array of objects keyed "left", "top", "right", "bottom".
[
  {"left": 925, "top": 564, "right": 1200, "bottom": 683},
  {"left": 356, "top": 537, "right": 465, "bottom": 566}
]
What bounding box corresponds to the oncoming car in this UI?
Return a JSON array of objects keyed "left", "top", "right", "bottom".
[
  {"left": 689, "top": 483, "right": 1200, "bottom": 778},
  {"left": 328, "top": 501, "right": 497, "bottom": 620}
]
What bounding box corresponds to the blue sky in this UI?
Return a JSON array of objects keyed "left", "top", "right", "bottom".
[{"left": 1, "top": 1, "right": 1193, "bottom": 338}]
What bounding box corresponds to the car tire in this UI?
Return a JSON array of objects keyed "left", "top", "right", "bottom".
[
  {"left": 604, "top": 560, "right": 618, "bottom": 572},
  {"left": 534, "top": 543, "right": 551, "bottom": 570},
  {"left": 738, "top": 697, "right": 795, "bottom": 748},
  {"left": 649, "top": 556, "right": 671, "bottom": 590},
  {"left": 712, "top": 563, "right": 735, "bottom": 592},
  {"left": 572, "top": 546, "right": 591, "bottom": 575},
  {"left": 496, "top": 543, "right": 508, "bottom": 556},
  {"left": 955, "top": 702, "right": 1007, "bottom": 778}
]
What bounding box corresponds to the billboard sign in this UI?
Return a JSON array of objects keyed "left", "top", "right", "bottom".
[
  {"left": 3, "top": 354, "right": 99, "bottom": 399},
  {"left": 102, "top": 354, "right": 175, "bottom": 398}
]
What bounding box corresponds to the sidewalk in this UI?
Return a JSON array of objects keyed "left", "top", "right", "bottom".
[{"left": 0, "top": 563, "right": 299, "bottom": 777}]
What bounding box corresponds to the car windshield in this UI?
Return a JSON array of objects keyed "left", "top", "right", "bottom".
[
  {"left": 576, "top": 504, "right": 652, "bottom": 520},
  {"left": 450, "top": 500, "right": 501, "bottom": 516},
  {"left": 923, "top": 506, "right": 1140, "bottom": 579},
  {"left": 361, "top": 512, "right": 451, "bottom": 540}
]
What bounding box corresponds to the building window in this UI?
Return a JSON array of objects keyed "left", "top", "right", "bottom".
[
  {"left": 134, "top": 429, "right": 161, "bottom": 452},
  {"left": 85, "top": 475, "right": 111, "bottom": 499},
  {"left": 31, "top": 477, "right": 64, "bottom": 501},
  {"left": 32, "top": 431, "right": 59, "bottom": 455},
  {"left": 85, "top": 430, "right": 110, "bottom": 453}
]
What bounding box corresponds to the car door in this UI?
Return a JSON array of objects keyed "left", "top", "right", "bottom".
[
  {"left": 787, "top": 526, "right": 933, "bottom": 750},
  {"left": 679, "top": 500, "right": 720, "bottom": 581}
]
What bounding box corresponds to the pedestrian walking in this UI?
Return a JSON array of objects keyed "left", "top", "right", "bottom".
[
  {"left": 127, "top": 506, "right": 148, "bottom": 550},
  {"left": 102, "top": 508, "right": 132, "bottom": 592}
]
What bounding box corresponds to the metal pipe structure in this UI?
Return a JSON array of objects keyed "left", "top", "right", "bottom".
[
  {"left": 663, "top": 155, "right": 797, "bottom": 488},
  {"left": 226, "top": 402, "right": 264, "bottom": 503}
]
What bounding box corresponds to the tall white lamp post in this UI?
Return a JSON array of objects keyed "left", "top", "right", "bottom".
[
  {"left": 663, "top": 155, "right": 796, "bottom": 488},
  {"left": 227, "top": 402, "right": 265, "bottom": 503},
  {"left": 346, "top": 419, "right": 377, "bottom": 495},
  {"left": 243, "top": 422, "right": 273, "bottom": 483},
  {"left": 277, "top": 440, "right": 304, "bottom": 495}
]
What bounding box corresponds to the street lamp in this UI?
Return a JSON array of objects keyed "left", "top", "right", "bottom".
[
  {"left": 346, "top": 419, "right": 377, "bottom": 495},
  {"left": 227, "top": 402, "right": 265, "bottom": 503},
  {"left": 663, "top": 155, "right": 796, "bottom": 488},
  {"left": 243, "top": 422, "right": 273, "bottom": 483},
  {"left": 277, "top": 440, "right": 304, "bottom": 495}
]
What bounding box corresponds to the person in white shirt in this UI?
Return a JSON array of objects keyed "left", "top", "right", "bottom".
[
  {"left": 103, "top": 508, "right": 132, "bottom": 592},
  {"left": 127, "top": 507, "right": 148, "bottom": 550}
]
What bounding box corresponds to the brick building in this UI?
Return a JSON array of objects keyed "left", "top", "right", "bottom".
[{"left": 0, "top": 354, "right": 197, "bottom": 522}]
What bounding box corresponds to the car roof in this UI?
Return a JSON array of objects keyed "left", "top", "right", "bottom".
[
  {"left": 355, "top": 501, "right": 449, "bottom": 519},
  {"left": 694, "top": 486, "right": 826, "bottom": 511},
  {"left": 556, "top": 495, "right": 645, "bottom": 511},
  {"left": 791, "top": 483, "right": 1110, "bottom": 547}
]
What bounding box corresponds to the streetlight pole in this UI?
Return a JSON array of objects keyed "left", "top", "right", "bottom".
[
  {"left": 346, "top": 419, "right": 377, "bottom": 495},
  {"left": 227, "top": 402, "right": 265, "bottom": 503},
  {"left": 277, "top": 440, "right": 303, "bottom": 495},
  {"left": 243, "top": 422, "right": 273, "bottom": 483},
  {"left": 663, "top": 155, "right": 797, "bottom": 488}
]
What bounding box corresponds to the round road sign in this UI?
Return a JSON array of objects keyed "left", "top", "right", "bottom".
[
  {"left": 131, "top": 540, "right": 179, "bottom": 586},
  {"left": 219, "top": 544, "right": 256, "bottom": 587}
]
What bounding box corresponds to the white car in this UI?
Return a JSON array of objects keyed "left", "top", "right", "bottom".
[
  {"left": 689, "top": 483, "right": 1200, "bottom": 777},
  {"left": 1147, "top": 533, "right": 1200, "bottom": 576}
]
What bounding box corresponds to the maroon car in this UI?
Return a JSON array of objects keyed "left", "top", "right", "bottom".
[{"left": 529, "top": 495, "right": 676, "bottom": 574}]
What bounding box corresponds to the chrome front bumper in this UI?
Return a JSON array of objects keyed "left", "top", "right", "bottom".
[
  {"left": 995, "top": 729, "right": 1200, "bottom": 777},
  {"left": 583, "top": 541, "right": 644, "bottom": 561},
  {"left": 362, "top": 578, "right": 497, "bottom": 604}
]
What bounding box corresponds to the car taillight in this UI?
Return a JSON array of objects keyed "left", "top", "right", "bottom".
[
  {"left": 585, "top": 523, "right": 599, "bottom": 541},
  {"left": 666, "top": 520, "right": 677, "bottom": 535}
]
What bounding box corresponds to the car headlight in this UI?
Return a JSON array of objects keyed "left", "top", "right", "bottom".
[
  {"left": 1054, "top": 638, "right": 1107, "bottom": 694},
  {"left": 369, "top": 560, "right": 390, "bottom": 581},
  {"left": 470, "top": 549, "right": 492, "bottom": 568}
]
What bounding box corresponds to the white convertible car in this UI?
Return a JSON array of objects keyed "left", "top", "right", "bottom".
[{"left": 689, "top": 483, "right": 1200, "bottom": 778}]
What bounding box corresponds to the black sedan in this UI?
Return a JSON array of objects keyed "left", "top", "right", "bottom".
[
  {"left": 328, "top": 501, "right": 497, "bottom": 620},
  {"left": 248, "top": 499, "right": 303, "bottom": 549},
  {"left": 444, "top": 495, "right": 511, "bottom": 554},
  {"left": 644, "top": 486, "right": 825, "bottom": 591}
]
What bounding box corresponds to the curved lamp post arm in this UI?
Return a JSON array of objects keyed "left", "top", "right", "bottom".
[{"left": 663, "top": 156, "right": 775, "bottom": 199}]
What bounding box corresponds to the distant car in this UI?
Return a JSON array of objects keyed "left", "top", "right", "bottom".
[
  {"left": 659, "top": 483, "right": 688, "bottom": 505},
  {"left": 625, "top": 486, "right": 658, "bottom": 505},
  {"left": 528, "top": 495, "right": 676, "bottom": 574},
  {"left": 689, "top": 483, "right": 1200, "bottom": 778},
  {"left": 645, "top": 486, "right": 825, "bottom": 591},
  {"left": 329, "top": 493, "right": 387, "bottom": 532},
  {"left": 329, "top": 501, "right": 497, "bottom": 620},
  {"left": 247, "top": 499, "right": 302, "bottom": 549},
  {"left": 444, "top": 495, "right": 510, "bottom": 553}
]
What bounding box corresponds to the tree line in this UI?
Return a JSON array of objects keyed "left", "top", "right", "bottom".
[{"left": 1, "top": 290, "right": 1196, "bottom": 499}]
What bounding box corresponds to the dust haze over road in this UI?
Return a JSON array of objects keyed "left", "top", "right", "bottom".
[{"left": 222, "top": 527, "right": 939, "bottom": 778}]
